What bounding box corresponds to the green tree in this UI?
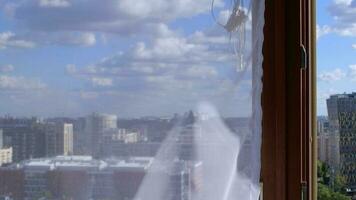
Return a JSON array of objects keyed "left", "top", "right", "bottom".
[
  {"left": 318, "top": 161, "right": 331, "bottom": 185},
  {"left": 318, "top": 184, "right": 350, "bottom": 200},
  {"left": 334, "top": 175, "right": 347, "bottom": 193},
  {"left": 318, "top": 184, "right": 332, "bottom": 200},
  {"left": 318, "top": 161, "right": 350, "bottom": 200}
]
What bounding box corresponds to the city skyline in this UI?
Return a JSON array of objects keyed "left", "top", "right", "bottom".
[{"left": 0, "top": 105, "right": 254, "bottom": 200}]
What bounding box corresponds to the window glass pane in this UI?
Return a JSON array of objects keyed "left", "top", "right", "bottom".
[
  {"left": 0, "top": 0, "right": 264, "bottom": 199},
  {"left": 318, "top": 0, "right": 356, "bottom": 198}
]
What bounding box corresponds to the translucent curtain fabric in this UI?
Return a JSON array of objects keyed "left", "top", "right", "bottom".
[{"left": 133, "top": 0, "right": 265, "bottom": 199}]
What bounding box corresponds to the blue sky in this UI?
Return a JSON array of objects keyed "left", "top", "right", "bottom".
[
  {"left": 1, "top": 0, "right": 256, "bottom": 118},
  {"left": 317, "top": 0, "right": 356, "bottom": 115},
  {"left": 0, "top": 0, "right": 353, "bottom": 117}
]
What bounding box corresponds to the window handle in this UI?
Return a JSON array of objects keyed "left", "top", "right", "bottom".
[{"left": 300, "top": 44, "right": 308, "bottom": 70}]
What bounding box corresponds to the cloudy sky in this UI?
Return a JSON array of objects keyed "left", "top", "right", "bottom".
[
  {"left": 318, "top": 0, "right": 356, "bottom": 115},
  {"left": 1, "top": 0, "right": 352, "bottom": 118},
  {"left": 0, "top": 0, "right": 258, "bottom": 118}
]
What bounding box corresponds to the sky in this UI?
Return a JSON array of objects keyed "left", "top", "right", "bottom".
[
  {"left": 0, "top": 0, "right": 257, "bottom": 118},
  {"left": 0, "top": 0, "right": 354, "bottom": 118},
  {"left": 317, "top": 0, "right": 356, "bottom": 115}
]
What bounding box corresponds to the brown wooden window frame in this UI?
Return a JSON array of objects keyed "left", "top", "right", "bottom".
[{"left": 261, "top": 0, "right": 316, "bottom": 199}]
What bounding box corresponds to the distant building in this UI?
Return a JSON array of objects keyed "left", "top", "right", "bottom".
[
  {"left": 317, "top": 117, "right": 328, "bottom": 164},
  {"left": 317, "top": 117, "right": 340, "bottom": 169},
  {"left": 73, "top": 117, "right": 86, "bottom": 155},
  {"left": 103, "top": 128, "right": 140, "bottom": 144},
  {"left": 117, "top": 117, "right": 173, "bottom": 142},
  {"left": 0, "top": 168, "right": 24, "bottom": 200},
  {"left": 85, "top": 113, "right": 117, "bottom": 157},
  {"left": 327, "top": 93, "right": 356, "bottom": 188},
  {"left": 0, "top": 129, "right": 3, "bottom": 149},
  {"left": 0, "top": 156, "right": 196, "bottom": 200},
  {"left": 0, "top": 117, "right": 45, "bottom": 162},
  {"left": 0, "top": 147, "right": 12, "bottom": 166},
  {"left": 0, "top": 129, "right": 13, "bottom": 166},
  {"left": 45, "top": 123, "right": 73, "bottom": 157},
  {"left": 102, "top": 141, "right": 161, "bottom": 157},
  {"left": 318, "top": 133, "right": 340, "bottom": 169},
  {"left": 317, "top": 116, "right": 330, "bottom": 136}
]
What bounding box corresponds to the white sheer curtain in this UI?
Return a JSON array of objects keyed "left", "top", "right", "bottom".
[{"left": 133, "top": 0, "right": 265, "bottom": 199}]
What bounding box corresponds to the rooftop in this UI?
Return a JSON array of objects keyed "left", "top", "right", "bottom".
[
  {"left": 8, "top": 156, "right": 153, "bottom": 171},
  {"left": 330, "top": 92, "right": 356, "bottom": 99}
]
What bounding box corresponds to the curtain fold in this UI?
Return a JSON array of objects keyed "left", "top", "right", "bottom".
[{"left": 134, "top": 0, "right": 265, "bottom": 199}]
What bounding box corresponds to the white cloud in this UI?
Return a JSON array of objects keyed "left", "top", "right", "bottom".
[
  {"left": 317, "top": 25, "right": 332, "bottom": 39},
  {"left": 318, "top": 65, "right": 356, "bottom": 82},
  {"left": 1, "top": 0, "right": 224, "bottom": 47},
  {"left": 349, "top": 64, "right": 356, "bottom": 81},
  {"left": 133, "top": 37, "right": 202, "bottom": 59},
  {"left": 91, "top": 77, "right": 113, "bottom": 87},
  {"left": 334, "top": 0, "right": 352, "bottom": 5},
  {"left": 0, "top": 0, "right": 259, "bottom": 117},
  {"left": 316, "top": 24, "right": 356, "bottom": 38},
  {"left": 80, "top": 91, "right": 98, "bottom": 99},
  {"left": 77, "top": 33, "right": 231, "bottom": 82},
  {"left": 66, "top": 24, "right": 247, "bottom": 106},
  {"left": 0, "top": 75, "right": 46, "bottom": 90},
  {"left": 2, "top": 0, "right": 222, "bottom": 36},
  {"left": 327, "top": 0, "right": 356, "bottom": 36},
  {"left": 148, "top": 23, "right": 179, "bottom": 38},
  {"left": 0, "top": 32, "right": 35, "bottom": 49},
  {"left": 333, "top": 25, "right": 356, "bottom": 36},
  {"left": 66, "top": 64, "right": 77, "bottom": 74},
  {"left": 318, "top": 68, "right": 346, "bottom": 81},
  {"left": 3, "top": 3, "right": 18, "bottom": 17},
  {"left": 190, "top": 31, "right": 229, "bottom": 45},
  {"left": 0, "top": 64, "right": 14, "bottom": 73},
  {"left": 117, "top": 0, "right": 223, "bottom": 20},
  {"left": 184, "top": 65, "right": 218, "bottom": 78},
  {"left": 23, "top": 31, "right": 97, "bottom": 47},
  {"left": 0, "top": 31, "right": 97, "bottom": 49},
  {"left": 54, "top": 32, "right": 96, "bottom": 46},
  {"left": 38, "top": 0, "right": 70, "bottom": 8},
  {"left": 310, "top": 1, "right": 356, "bottom": 39},
  {"left": 352, "top": 44, "right": 356, "bottom": 49}
]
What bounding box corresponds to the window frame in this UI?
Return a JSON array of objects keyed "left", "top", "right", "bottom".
[{"left": 261, "top": 0, "right": 316, "bottom": 199}]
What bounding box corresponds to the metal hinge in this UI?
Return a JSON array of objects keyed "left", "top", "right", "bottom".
[
  {"left": 300, "top": 45, "right": 307, "bottom": 70},
  {"left": 301, "top": 182, "right": 308, "bottom": 200}
]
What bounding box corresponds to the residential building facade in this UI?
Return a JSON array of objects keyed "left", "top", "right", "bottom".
[
  {"left": 45, "top": 123, "right": 74, "bottom": 157},
  {"left": 0, "top": 156, "right": 196, "bottom": 200},
  {"left": 0, "top": 147, "right": 12, "bottom": 166},
  {"left": 327, "top": 93, "right": 356, "bottom": 188}
]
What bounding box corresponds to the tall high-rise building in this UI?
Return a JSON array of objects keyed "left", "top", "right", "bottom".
[
  {"left": 317, "top": 116, "right": 330, "bottom": 136},
  {"left": 0, "top": 117, "right": 45, "bottom": 162},
  {"left": 0, "top": 129, "right": 12, "bottom": 166},
  {"left": 317, "top": 117, "right": 340, "bottom": 169},
  {"left": 0, "top": 147, "right": 12, "bottom": 166},
  {"left": 85, "top": 113, "right": 117, "bottom": 157},
  {"left": 327, "top": 93, "right": 356, "bottom": 187},
  {"left": 73, "top": 117, "right": 86, "bottom": 155},
  {"left": 45, "top": 123, "right": 74, "bottom": 157},
  {"left": 0, "top": 129, "right": 3, "bottom": 149},
  {"left": 63, "top": 123, "right": 74, "bottom": 155}
]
